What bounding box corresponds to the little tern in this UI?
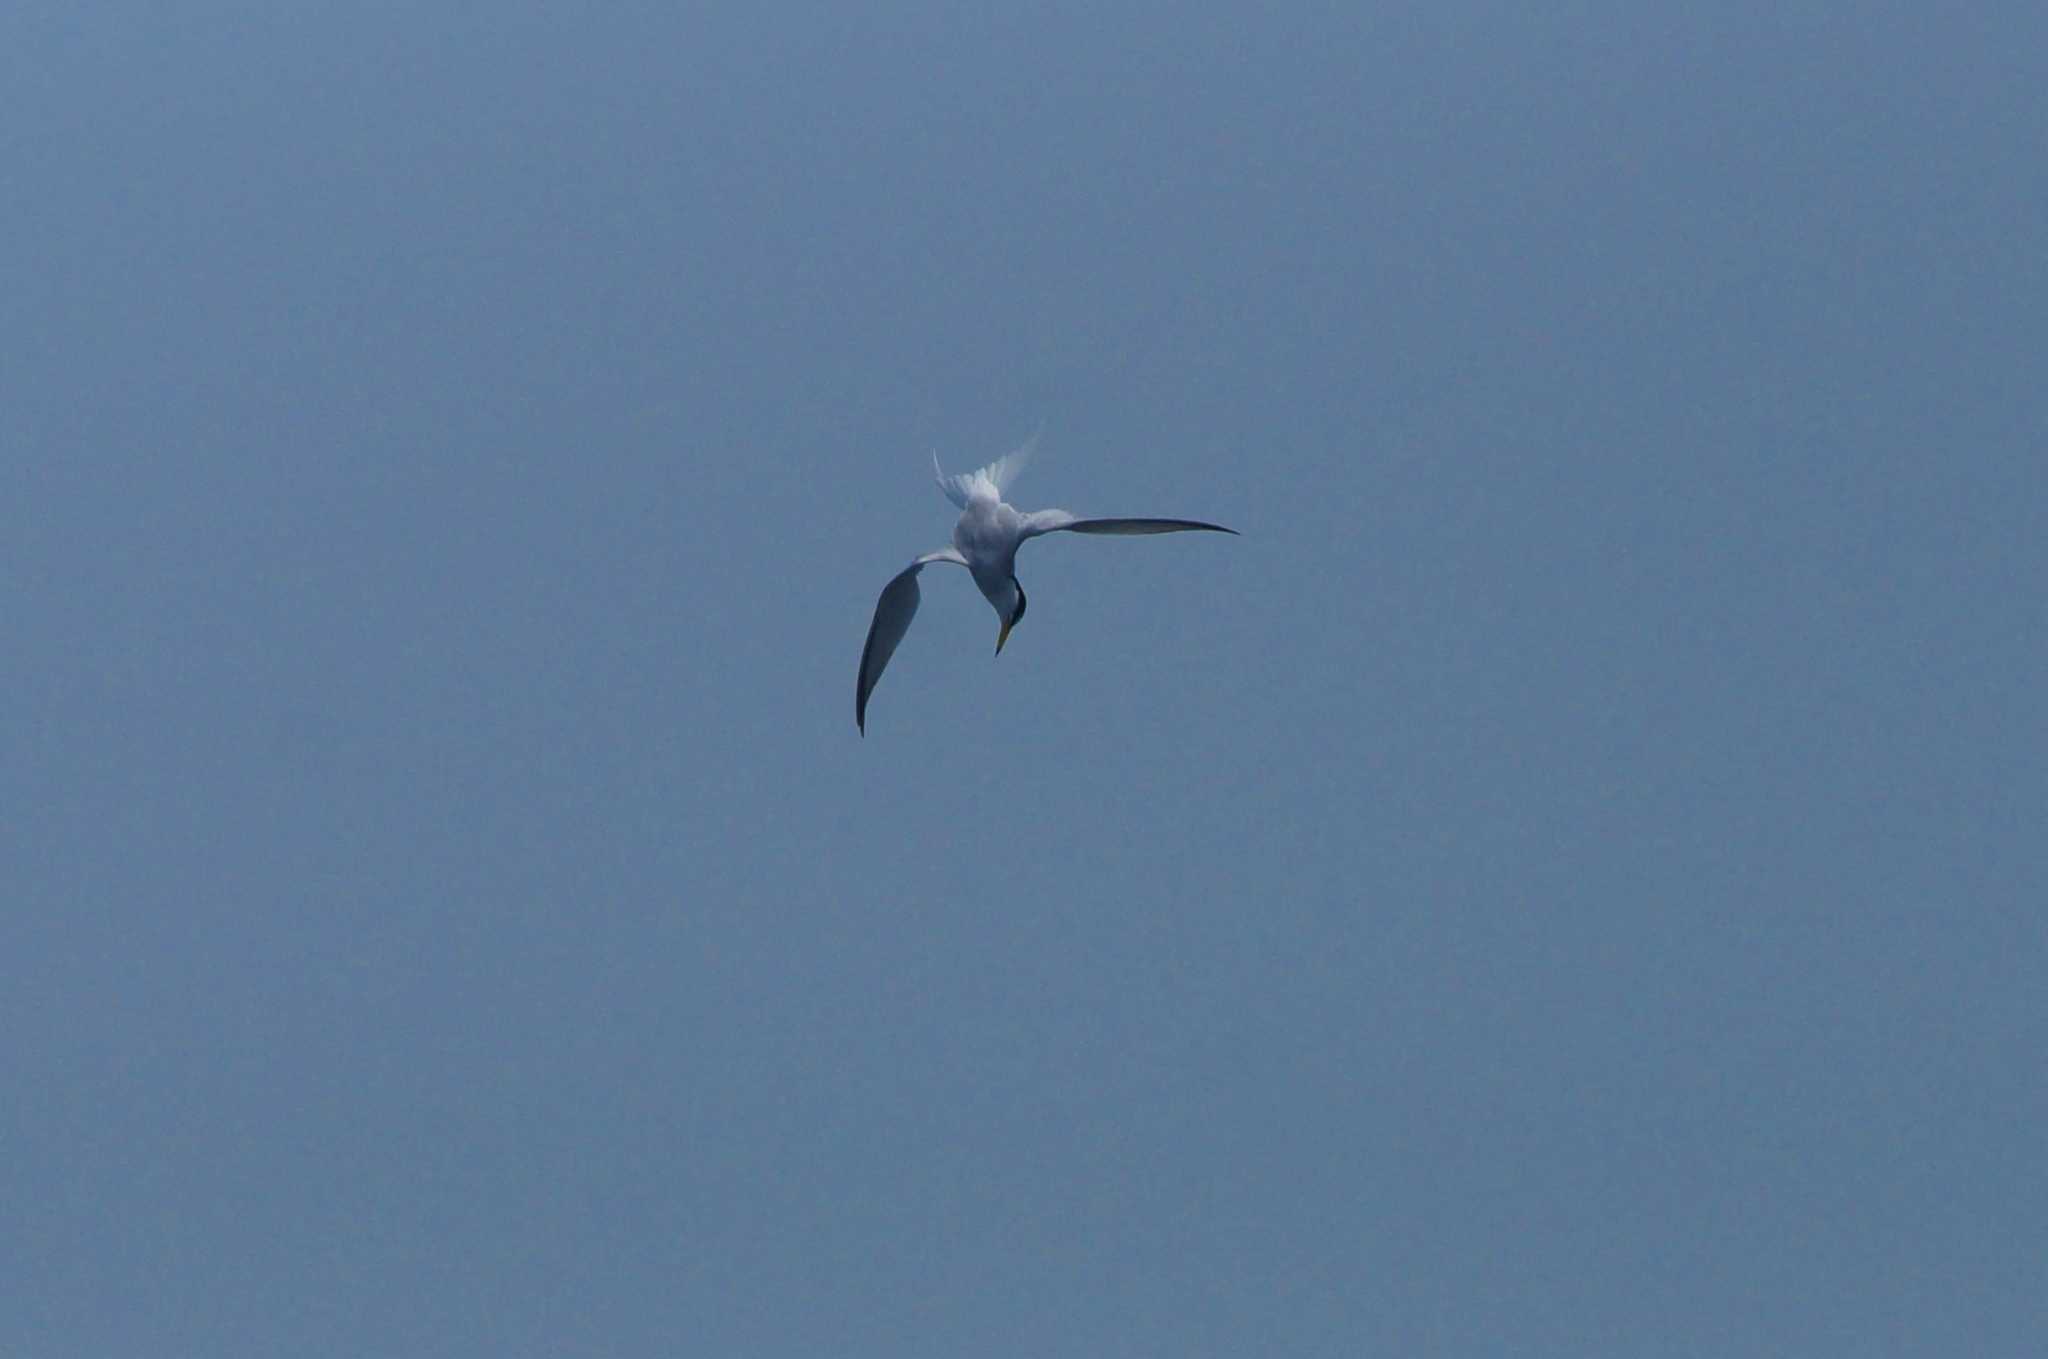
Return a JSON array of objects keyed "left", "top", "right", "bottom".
[{"left": 856, "top": 438, "right": 1237, "bottom": 733}]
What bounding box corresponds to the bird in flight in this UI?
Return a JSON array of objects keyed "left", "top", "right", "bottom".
[{"left": 856, "top": 435, "right": 1237, "bottom": 733}]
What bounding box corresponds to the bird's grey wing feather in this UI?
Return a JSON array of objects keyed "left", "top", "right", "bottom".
[
  {"left": 1021, "top": 510, "right": 1238, "bottom": 538},
  {"left": 856, "top": 549, "right": 965, "bottom": 734}
]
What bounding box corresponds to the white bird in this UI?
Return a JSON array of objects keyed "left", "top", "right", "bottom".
[{"left": 856, "top": 436, "right": 1237, "bottom": 733}]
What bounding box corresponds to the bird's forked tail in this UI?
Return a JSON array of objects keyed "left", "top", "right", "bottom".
[{"left": 932, "top": 428, "right": 1039, "bottom": 508}]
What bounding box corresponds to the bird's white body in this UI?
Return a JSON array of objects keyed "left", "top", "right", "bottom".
[
  {"left": 855, "top": 437, "right": 1237, "bottom": 733},
  {"left": 951, "top": 495, "right": 1025, "bottom": 617}
]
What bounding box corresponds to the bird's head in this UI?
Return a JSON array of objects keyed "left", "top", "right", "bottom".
[{"left": 995, "top": 576, "right": 1027, "bottom": 655}]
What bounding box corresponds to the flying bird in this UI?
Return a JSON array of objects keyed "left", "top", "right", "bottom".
[{"left": 856, "top": 437, "right": 1237, "bottom": 733}]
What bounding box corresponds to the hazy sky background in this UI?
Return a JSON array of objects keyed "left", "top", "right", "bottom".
[{"left": 5, "top": 4, "right": 2044, "bottom": 1354}]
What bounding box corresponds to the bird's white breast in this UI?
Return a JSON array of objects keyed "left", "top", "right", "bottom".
[{"left": 952, "top": 499, "right": 1023, "bottom": 572}]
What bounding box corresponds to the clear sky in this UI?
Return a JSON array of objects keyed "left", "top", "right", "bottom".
[{"left": 5, "top": 4, "right": 2044, "bottom": 1354}]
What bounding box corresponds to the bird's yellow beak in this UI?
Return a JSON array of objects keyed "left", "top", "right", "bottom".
[{"left": 996, "top": 616, "right": 1014, "bottom": 656}]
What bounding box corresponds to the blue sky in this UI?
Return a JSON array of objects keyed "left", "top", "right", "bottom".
[{"left": 5, "top": 4, "right": 2044, "bottom": 1354}]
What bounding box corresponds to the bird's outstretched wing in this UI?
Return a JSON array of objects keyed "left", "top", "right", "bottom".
[
  {"left": 857, "top": 548, "right": 968, "bottom": 734},
  {"left": 1020, "top": 510, "right": 1239, "bottom": 538}
]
